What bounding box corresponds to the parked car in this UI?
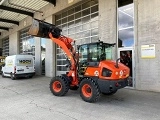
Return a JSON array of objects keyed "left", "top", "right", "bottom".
[{"left": 1, "top": 55, "right": 35, "bottom": 80}]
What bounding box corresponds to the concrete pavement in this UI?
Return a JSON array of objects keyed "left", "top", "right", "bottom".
[{"left": 0, "top": 75, "right": 160, "bottom": 120}]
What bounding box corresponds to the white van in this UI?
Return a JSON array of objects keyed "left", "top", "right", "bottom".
[{"left": 1, "top": 55, "right": 35, "bottom": 80}]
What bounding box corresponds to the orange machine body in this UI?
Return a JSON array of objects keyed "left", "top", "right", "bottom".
[{"left": 84, "top": 60, "right": 130, "bottom": 80}]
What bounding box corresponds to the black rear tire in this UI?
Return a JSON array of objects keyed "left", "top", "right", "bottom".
[
  {"left": 50, "top": 76, "right": 69, "bottom": 96},
  {"left": 2, "top": 72, "right": 5, "bottom": 78},
  {"left": 11, "top": 73, "right": 15, "bottom": 80},
  {"left": 79, "top": 78, "right": 101, "bottom": 103}
]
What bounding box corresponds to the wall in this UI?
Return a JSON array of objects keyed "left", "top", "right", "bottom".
[
  {"left": 136, "top": 0, "right": 160, "bottom": 92},
  {"left": 99, "top": 0, "right": 117, "bottom": 59},
  {"left": 45, "top": 16, "right": 56, "bottom": 77},
  {"left": 35, "top": 37, "right": 41, "bottom": 75},
  {"left": 9, "top": 32, "right": 19, "bottom": 55}
]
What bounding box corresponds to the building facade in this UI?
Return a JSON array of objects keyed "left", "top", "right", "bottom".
[{"left": 0, "top": 0, "right": 160, "bottom": 92}]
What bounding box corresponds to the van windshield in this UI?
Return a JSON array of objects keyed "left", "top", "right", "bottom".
[{"left": 17, "top": 59, "right": 33, "bottom": 67}]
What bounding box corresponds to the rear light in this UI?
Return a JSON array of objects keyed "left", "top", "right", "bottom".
[{"left": 14, "top": 66, "right": 16, "bottom": 73}]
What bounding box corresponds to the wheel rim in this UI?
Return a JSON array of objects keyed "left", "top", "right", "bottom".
[
  {"left": 53, "top": 81, "right": 62, "bottom": 93},
  {"left": 82, "top": 84, "right": 92, "bottom": 98}
]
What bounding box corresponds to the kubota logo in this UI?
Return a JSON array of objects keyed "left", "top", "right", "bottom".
[
  {"left": 120, "top": 70, "right": 123, "bottom": 76},
  {"left": 94, "top": 70, "right": 99, "bottom": 76}
]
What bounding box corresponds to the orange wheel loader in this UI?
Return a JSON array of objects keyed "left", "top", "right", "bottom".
[{"left": 28, "top": 19, "right": 131, "bottom": 103}]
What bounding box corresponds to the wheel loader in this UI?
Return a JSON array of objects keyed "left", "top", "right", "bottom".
[{"left": 28, "top": 18, "right": 131, "bottom": 103}]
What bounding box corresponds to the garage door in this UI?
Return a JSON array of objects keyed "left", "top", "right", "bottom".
[
  {"left": 2, "top": 38, "right": 9, "bottom": 56},
  {"left": 55, "top": 0, "right": 99, "bottom": 75},
  {"left": 19, "top": 28, "right": 35, "bottom": 57}
]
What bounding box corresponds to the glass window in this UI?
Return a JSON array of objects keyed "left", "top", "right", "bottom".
[
  {"left": 19, "top": 28, "right": 35, "bottom": 56},
  {"left": 2, "top": 38, "right": 9, "bottom": 56},
  {"left": 91, "top": 36, "right": 99, "bottom": 42},
  {"left": 68, "top": 27, "right": 75, "bottom": 34},
  {"left": 62, "top": 11, "right": 67, "bottom": 18},
  {"left": 75, "top": 5, "right": 81, "bottom": 12},
  {"left": 62, "top": 17, "right": 67, "bottom": 23},
  {"left": 91, "top": 28, "right": 98, "bottom": 36},
  {"left": 68, "top": 15, "right": 74, "bottom": 21},
  {"left": 91, "top": 5, "right": 98, "bottom": 13},
  {"left": 57, "top": 66, "right": 67, "bottom": 71},
  {"left": 56, "top": 20, "right": 61, "bottom": 26},
  {"left": 82, "top": 16, "right": 90, "bottom": 23},
  {"left": 68, "top": 8, "right": 74, "bottom": 15},
  {"left": 75, "top": 12, "right": 81, "bottom": 19},
  {"left": 118, "top": 28, "right": 134, "bottom": 47},
  {"left": 91, "top": 13, "right": 98, "bottom": 20},
  {"left": 88, "top": 44, "right": 98, "bottom": 62},
  {"left": 57, "top": 54, "right": 66, "bottom": 59},
  {"left": 62, "top": 23, "right": 67, "bottom": 30},
  {"left": 82, "top": 8, "right": 90, "bottom": 16},
  {"left": 75, "top": 19, "right": 81, "bottom": 25},
  {"left": 79, "top": 45, "right": 88, "bottom": 62},
  {"left": 68, "top": 21, "right": 74, "bottom": 28},
  {"left": 91, "top": 20, "right": 98, "bottom": 28},
  {"left": 82, "top": 23, "right": 90, "bottom": 30},
  {"left": 118, "top": 1, "right": 134, "bottom": 48},
  {"left": 82, "top": 1, "right": 90, "bottom": 9},
  {"left": 118, "top": 4, "right": 134, "bottom": 29}
]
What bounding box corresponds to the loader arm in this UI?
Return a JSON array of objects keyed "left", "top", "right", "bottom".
[
  {"left": 49, "top": 33, "right": 78, "bottom": 85},
  {"left": 28, "top": 19, "right": 78, "bottom": 85}
]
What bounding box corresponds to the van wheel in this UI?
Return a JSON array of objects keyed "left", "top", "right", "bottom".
[
  {"left": 2, "top": 72, "right": 5, "bottom": 78},
  {"left": 11, "top": 73, "right": 15, "bottom": 80},
  {"left": 29, "top": 76, "right": 33, "bottom": 78}
]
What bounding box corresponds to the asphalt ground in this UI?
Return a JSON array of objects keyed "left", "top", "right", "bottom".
[{"left": 0, "top": 75, "right": 160, "bottom": 120}]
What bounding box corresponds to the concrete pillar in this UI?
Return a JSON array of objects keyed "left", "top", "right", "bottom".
[
  {"left": 136, "top": 0, "right": 160, "bottom": 92},
  {"left": 0, "top": 39, "right": 2, "bottom": 48},
  {"left": 35, "top": 37, "right": 41, "bottom": 75},
  {"left": 45, "top": 16, "right": 56, "bottom": 77},
  {"left": 99, "top": 0, "right": 117, "bottom": 59},
  {"left": 9, "top": 32, "right": 19, "bottom": 55}
]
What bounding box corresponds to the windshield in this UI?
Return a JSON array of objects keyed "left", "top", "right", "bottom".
[{"left": 78, "top": 42, "right": 113, "bottom": 62}]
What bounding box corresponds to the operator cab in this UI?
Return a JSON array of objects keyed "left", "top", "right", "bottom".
[{"left": 77, "top": 41, "right": 115, "bottom": 75}]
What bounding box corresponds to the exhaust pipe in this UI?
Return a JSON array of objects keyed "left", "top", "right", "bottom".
[
  {"left": 28, "top": 18, "right": 62, "bottom": 38},
  {"left": 115, "top": 58, "right": 120, "bottom": 68}
]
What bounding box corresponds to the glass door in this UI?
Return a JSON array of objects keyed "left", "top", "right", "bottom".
[
  {"left": 118, "top": 48, "right": 134, "bottom": 87},
  {"left": 117, "top": 0, "right": 134, "bottom": 87}
]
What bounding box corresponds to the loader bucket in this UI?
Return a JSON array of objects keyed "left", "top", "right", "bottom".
[{"left": 28, "top": 18, "right": 62, "bottom": 38}]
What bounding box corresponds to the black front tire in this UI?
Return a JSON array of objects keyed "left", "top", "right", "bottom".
[
  {"left": 50, "top": 76, "right": 69, "bottom": 96},
  {"left": 79, "top": 78, "right": 101, "bottom": 103}
]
